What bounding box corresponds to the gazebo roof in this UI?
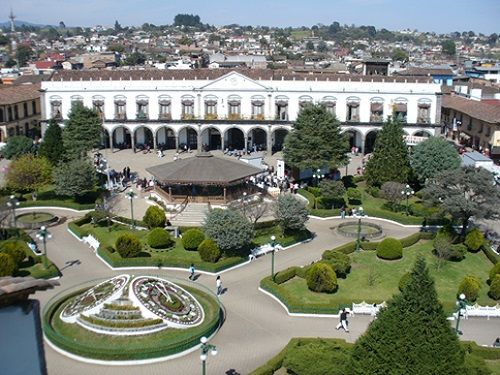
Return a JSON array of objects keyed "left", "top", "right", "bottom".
[{"left": 146, "top": 152, "right": 263, "bottom": 186}]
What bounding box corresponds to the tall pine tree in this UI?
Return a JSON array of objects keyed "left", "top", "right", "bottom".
[
  {"left": 364, "top": 117, "right": 410, "bottom": 187},
  {"left": 284, "top": 104, "right": 348, "bottom": 171},
  {"left": 39, "top": 119, "right": 65, "bottom": 165},
  {"left": 349, "top": 257, "right": 466, "bottom": 375},
  {"left": 63, "top": 102, "right": 102, "bottom": 159}
]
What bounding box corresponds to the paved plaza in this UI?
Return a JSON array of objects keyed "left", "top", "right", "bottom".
[{"left": 24, "top": 206, "right": 500, "bottom": 375}]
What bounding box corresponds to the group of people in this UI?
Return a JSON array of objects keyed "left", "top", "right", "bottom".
[{"left": 188, "top": 264, "right": 223, "bottom": 296}]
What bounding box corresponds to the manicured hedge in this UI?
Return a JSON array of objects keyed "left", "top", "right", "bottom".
[
  {"left": 182, "top": 229, "right": 205, "bottom": 251},
  {"left": 19, "top": 200, "right": 95, "bottom": 210},
  {"left": 68, "top": 216, "right": 92, "bottom": 239},
  {"left": 274, "top": 267, "right": 298, "bottom": 285},
  {"left": 376, "top": 238, "right": 403, "bottom": 260},
  {"left": 306, "top": 263, "right": 338, "bottom": 293},
  {"left": 482, "top": 242, "right": 499, "bottom": 265},
  {"left": 198, "top": 239, "right": 222, "bottom": 263},
  {"left": 147, "top": 228, "right": 173, "bottom": 249},
  {"left": 458, "top": 275, "right": 481, "bottom": 302},
  {"left": 463, "top": 341, "right": 500, "bottom": 360},
  {"left": 488, "top": 275, "right": 500, "bottom": 300}
]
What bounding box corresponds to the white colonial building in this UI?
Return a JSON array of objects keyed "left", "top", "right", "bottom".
[{"left": 41, "top": 69, "right": 442, "bottom": 154}]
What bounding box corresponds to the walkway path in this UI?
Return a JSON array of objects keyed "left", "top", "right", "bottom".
[{"left": 33, "top": 209, "right": 499, "bottom": 375}]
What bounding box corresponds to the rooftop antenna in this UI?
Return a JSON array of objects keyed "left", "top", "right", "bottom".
[{"left": 9, "top": 8, "right": 16, "bottom": 32}]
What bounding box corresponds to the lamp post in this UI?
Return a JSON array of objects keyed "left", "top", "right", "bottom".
[
  {"left": 455, "top": 293, "right": 467, "bottom": 335},
  {"left": 200, "top": 336, "right": 217, "bottom": 375},
  {"left": 312, "top": 168, "right": 324, "bottom": 187},
  {"left": 36, "top": 226, "right": 52, "bottom": 269},
  {"left": 241, "top": 191, "right": 248, "bottom": 218},
  {"left": 401, "top": 184, "right": 414, "bottom": 216},
  {"left": 100, "top": 158, "right": 112, "bottom": 190},
  {"left": 270, "top": 235, "right": 276, "bottom": 282},
  {"left": 6, "top": 195, "right": 20, "bottom": 228},
  {"left": 125, "top": 190, "right": 137, "bottom": 230},
  {"left": 355, "top": 207, "right": 365, "bottom": 252}
]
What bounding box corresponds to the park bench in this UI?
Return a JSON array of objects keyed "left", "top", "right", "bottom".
[
  {"left": 165, "top": 226, "right": 179, "bottom": 238},
  {"left": 27, "top": 242, "right": 42, "bottom": 256},
  {"left": 250, "top": 243, "right": 283, "bottom": 260},
  {"left": 464, "top": 304, "right": 500, "bottom": 320},
  {"left": 82, "top": 234, "right": 100, "bottom": 252},
  {"left": 352, "top": 301, "right": 386, "bottom": 316}
]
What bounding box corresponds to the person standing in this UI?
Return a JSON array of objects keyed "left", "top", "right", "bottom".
[
  {"left": 216, "top": 275, "right": 222, "bottom": 296},
  {"left": 336, "top": 308, "right": 349, "bottom": 332},
  {"left": 340, "top": 206, "right": 346, "bottom": 219},
  {"left": 188, "top": 263, "right": 195, "bottom": 280}
]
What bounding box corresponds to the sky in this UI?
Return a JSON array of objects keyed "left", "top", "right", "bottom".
[{"left": 2, "top": 0, "right": 499, "bottom": 34}]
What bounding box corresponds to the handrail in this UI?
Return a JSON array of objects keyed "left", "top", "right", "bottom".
[{"left": 170, "top": 195, "right": 189, "bottom": 220}]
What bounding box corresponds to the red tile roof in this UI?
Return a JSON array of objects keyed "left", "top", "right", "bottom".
[
  {"left": 442, "top": 94, "right": 500, "bottom": 124},
  {"left": 0, "top": 83, "right": 41, "bottom": 105}
]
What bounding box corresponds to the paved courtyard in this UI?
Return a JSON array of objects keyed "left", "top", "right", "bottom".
[{"left": 24, "top": 207, "right": 500, "bottom": 375}]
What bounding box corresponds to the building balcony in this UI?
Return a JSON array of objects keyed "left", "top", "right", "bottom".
[
  {"left": 204, "top": 113, "right": 218, "bottom": 120},
  {"left": 347, "top": 115, "right": 360, "bottom": 122},
  {"left": 227, "top": 113, "right": 242, "bottom": 121},
  {"left": 136, "top": 112, "right": 149, "bottom": 120},
  {"left": 370, "top": 114, "right": 383, "bottom": 123},
  {"left": 115, "top": 113, "right": 127, "bottom": 120},
  {"left": 159, "top": 113, "right": 172, "bottom": 120},
  {"left": 417, "top": 117, "right": 431, "bottom": 124}
]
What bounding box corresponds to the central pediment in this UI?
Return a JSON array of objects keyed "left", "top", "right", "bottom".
[{"left": 199, "top": 71, "right": 270, "bottom": 91}]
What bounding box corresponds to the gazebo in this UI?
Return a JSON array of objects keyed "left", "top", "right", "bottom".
[{"left": 146, "top": 152, "right": 264, "bottom": 203}]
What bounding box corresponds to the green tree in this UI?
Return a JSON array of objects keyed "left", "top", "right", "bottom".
[
  {"left": 53, "top": 158, "right": 96, "bottom": 197},
  {"left": 142, "top": 206, "right": 166, "bottom": 229},
  {"left": 203, "top": 209, "right": 253, "bottom": 253},
  {"left": 284, "top": 104, "right": 348, "bottom": 171},
  {"left": 0, "top": 253, "right": 17, "bottom": 276},
  {"left": 6, "top": 155, "right": 52, "bottom": 193},
  {"left": 441, "top": 40, "right": 456, "bottom": 56},
  {"left": 114, "top": 20, "right": 122, "bottom": 31},
  {"left": 39, "top": 120, "right": 65, "bottom": 165},
  {"left": 424, "top": 167, "right": 500, "bottom": 238},
  {"left": 411, "top": 137, "right": 461, "bottom": 182},
  {"left": 392, "top": 48, "right": 408, "bottom": 61},
  {"left": 123, "top": 52, "right": 146, "bottom": 66},
  {"left": 173, "top": 14, "right": 202, "bottom": 27},
  {"left": 306, "top": 262, "right": 338, "bottom": 293},
  {"left": 319, "top": 180, "right": 345, "bottom": 208},
  {"left": 16, "top": 44, "right": 33, "bottom": 67},
  {"left": 274, "top": 193, "right": 309, "bottom": 234},
  {"left": 115, "top": 233, "right": 142, "bottom": 258},
  {"left": 2, "top": 136, "right": 35, "bottom": 159},
  {"left": 62, "top": 102, "right": 102, "bottom": 159},
  {"left": 364, "top": 117, "right": 410, "bottom": 187},
  {"left": 349, "top": 257, "right": 466, "bottom": 374}
]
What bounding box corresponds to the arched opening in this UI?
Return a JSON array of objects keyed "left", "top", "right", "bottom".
[
  {"left": 413, "top": 130, "right": 432, "bottom": 138},
  {"left": 112, "top": 126, "right": 132, "bottom": 149},
  {"left": 178, "top": 127, "right": 198, "bottom": 150},
  {"left": 134, "top": 126, "right": 154, "bottom": 150},
  {"left": 272, "top": 128, "right": 289, "bottom": 153},
  {"left": 344, "top": 129, "right": 363, "bottom": 152},
  {"left": 364, "top": 130, "right": 379, "bottom": 154},
  {"left": 201, "top": 127, "right": 222, "bottom": 151},
  {"left": 100, "top": 129, "right": 111, "bottom": 149},
  {"left": 248, "top": 128, "right": 267, "bottom": 151},
  {"left": 156, "top": 127, "right": 176, "bottom": 150},
  {"left": 224, "top": 128, "right": 245, "bottom": 150}
]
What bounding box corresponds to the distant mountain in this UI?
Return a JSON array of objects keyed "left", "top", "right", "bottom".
[{"left": 0, "top": 20, "right": 56, "bottom": 28}]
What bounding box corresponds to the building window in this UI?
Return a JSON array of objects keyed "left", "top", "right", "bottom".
[
  {"left": 321, "top": 96, "right": 336, "bottom": 116},
  {"left": 14, "top": 105, "right": 19, "bottom": 120},
  {"left": 204, "top": 96, "right": 218, "bottom": 120},
  {"left": 227, "top": 95, "right": 241, "bottom": 120},
  {"left": 23, "top": 102, "right": 28, "bottom": 118},
  {"left": 346, "top": 97, "right": 360, "bottom": 122},
  {"left": 92, "top": 96, "right": 105, "bottom": 120},
  {"left": 417, "top": 100, "right": 431, "bottom": 123},
  {"left": 50, "top": 98, "right": 62, "bottom": 120},
  {"left": 298, "top": 96, "right": 313, "bottom": 110},
  {"left": 393, "top": 99, "right": 407, "bottom": 123},
  {"left": 114, "top": 96, "right": 127, "bottom": 120},
  {"left": 485, "top": 126, "right": 491, "bottom": 137},
  {"left": 158, "top": 95, "right": 172, "bottom": 120},
  {"left": 71, "top": 95, "right": 84, "bottom": 108},
  {"left": 370, "top": 98, "right": 384, "bottom": 122},
  {"left": 251, "top": 96, "right": 265, "bottom": 120},
  {"left": 136, "top": 96, "right": 149, "bottom": 120},
  {"left": 181, "top": 96, "right": 194, "bottom": 120},
  {"left": 467, "top": 119, "right": 473, "bottom": 131},
  {"left": 0, "top": 108, "right": 4, "bottom": 122},
  {"left": 32, "top": 100, "right": 37, "bottom": 115},
  {"left": 275, "top": 96, "right": 288, "bottom": 121}
]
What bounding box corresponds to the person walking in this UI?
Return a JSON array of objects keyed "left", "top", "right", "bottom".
[
  {"left": 340, "top": 206, "right": 346, "bottom": 219},
  {"left": 188, "top": 263, "right": 195, "bottom": 280},
  {"left": 336, "top": 308, "right": 349, "bottom": 332},
  {"left": 216, "top": 275, "right": 222, "bottom": 296}
]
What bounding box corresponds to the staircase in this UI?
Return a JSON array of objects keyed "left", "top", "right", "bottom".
[{"left": 170, "top": 203, "right": 210, "bottom": 227}]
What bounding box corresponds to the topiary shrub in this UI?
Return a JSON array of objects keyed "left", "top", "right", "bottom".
[
  {"left": 1, "top": 241, "right": 26, "bottom": 265},
  {"left": 142, "top": 206, "right": 166, "bottom": 229},
  {"left": 306, "top": 263, "right": 338, "bottom": 293},
  {"left": 489, "top": 275, "right": 500, "bottom": 300},
  {"left": 376, "top": 238, "right": 403, "bottom": 260},
  {"left": 115, "top": 233, "right": 142, "bottom": 258},
  {"left": 147, "top": 228, "right": 173, "bottom": 249},
  {"left": 274, "top": 267, "right": 298, "bottom": 284},
  {"left": 366, "top": 186, "right": 380, "bottom": 198},
  {"left": 458, "top": 275, "right": 481, "bottom": 302},
  {"left": 449, "top": 244, "right": 467, "bottom": 261},
  {"left": 182, "top": 229, "right": 205, "bottom": 251},
  {"left": 464, "top": 228, "right": 485, "bottom": 253},
  {"left": 489, "top": 263, "right": 500, "bottom": 283},
  {"left": 0, "top": 253, "right": 17, "bottom": 276},
  {"left": 399, "top": 272, "right": 411, "bottom": 292},
  {"left": 346, "top": 187, "right": 362, "bottom": 204},
  {"left": 321, "top": 250, "right": 351, "bottom": 278},
  {"left": 198, "top": 239, "right": 221, "bottom": 263}
]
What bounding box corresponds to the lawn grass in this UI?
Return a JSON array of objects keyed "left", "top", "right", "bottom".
[
  {"left": 45, "top": 285, "right": 221, "bottom": 360},
  {"left": 485, "top": 360, "right": 500, "bottom": 374},
  {"left": 270, "top": 241, "right": 496, "bottom": 314},
  {"left": 15, "top": 184, "right": 102, "bottom": 210}
]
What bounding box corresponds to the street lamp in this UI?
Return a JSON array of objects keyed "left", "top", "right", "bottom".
[
  {"left": 312, "top": 168, "right": 324, "bottom": 187},
  {"left": 241, "top": 192, "right": 248, "bottom": 218},
  {"left": 99, "top": 158, "right": 112, "bottom": 190},
  {"left": 200, "top": 336, "right": 217, "bottom": 375},
  {"left": 36, "top": 226, "right": 52, "bottom": 269},
  {"left": 6, "top": 195, "right": 20, "bottom": 228},
  {"left": 270, "top": 235, "right": 276, "bottom": 282},
  {"left": 125, "top": 190, "right": 137, "bottom": 230},
  {"left": 354, "top": 207, "right": 365, "bottom": 252},
  {"left": 455, "top": 293, "right": 467, "bottom": 335},
  {"left": 401, "top": 184, "right": 414, "bottom": 216}
]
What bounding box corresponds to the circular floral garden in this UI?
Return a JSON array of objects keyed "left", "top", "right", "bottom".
[{"left": 44, "top": 275, "right": 221, "bottom": 361}]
